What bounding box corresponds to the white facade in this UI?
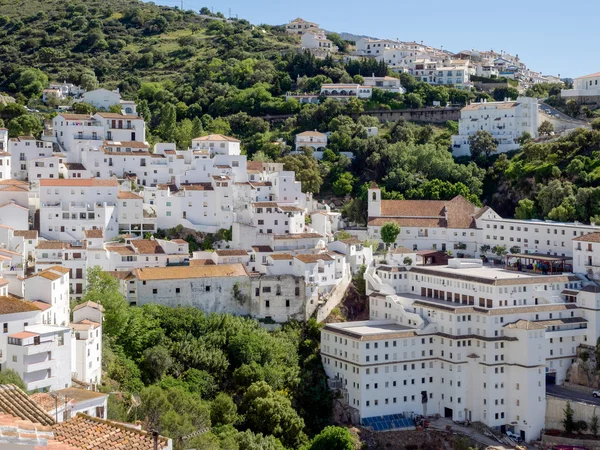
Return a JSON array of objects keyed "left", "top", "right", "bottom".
[
  {"left": 362, "top": 76, "right": 405, "bottom": 93},
  {"left": 34, "top": 241, "right": 88, "bottom": 298},
  {"left": 320, "top": 84, "right": 372, "bottom": 101},
  {"left": 286, "top": 18, "right": 319, "bottom": 35},
  {"left": 23, "top": 266, "right": 71, "bottom": 326},
  {"left": 561, "top": 72, "right": 600, "bottom": 100},
  {"left": 294, "top": 131, "right": 328, "bottom": 151},
  {"left": 301, "top": 30, "right": 337, "bottom": 52},
  {"left": 322, "top": 259, "right": 594, "bottom": 441},
  {"left": 39, "top": 178, "right": 119, "bottom": 241},
  {"left": 573, "top": 233, "right": 600, "bottom": 281},
  {"left": 452, "top": 97, "right": 539, "bottom": 157}
]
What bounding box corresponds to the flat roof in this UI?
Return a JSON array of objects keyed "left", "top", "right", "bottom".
[
  {"left": 323, "top": 320, "right": 416, "bottom": 340},
  {"left": 410, "top": 265, "right": 578, "bottom": 286}
]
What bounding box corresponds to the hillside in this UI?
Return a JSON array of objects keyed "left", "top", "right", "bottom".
[{"left": 0, "top": 0, "right": 599, "bottom": 225}]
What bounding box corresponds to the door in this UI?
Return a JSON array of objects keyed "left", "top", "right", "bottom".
[
  {"left": 444, "top": 407, "right": 453, "bottom": 418},
  {"left": 131, "top": 132, "right": 136, "bottom": 141},
  {"left": 60, "top": 226, "right": 65, "bottom": 232}
]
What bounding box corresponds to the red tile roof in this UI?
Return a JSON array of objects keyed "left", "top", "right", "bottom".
[
  {"left": 192, "top": 134, "right": 240, "bottom": 143},
  {"left": 53, "top": 413, "right": 170, "bottom": 450},
  {"left": 0, "top": 296, "right": 41, "bottom": 314},
  {"left": 40, "top": 179, "right": 118, "bottom": 187},
  {"left": 574, "top": 232, "right": 600, "bottom": 243}
]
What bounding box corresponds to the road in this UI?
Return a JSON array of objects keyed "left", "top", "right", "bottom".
[{"left": 547, "top": 384, "right": 600, "bottom": 406}]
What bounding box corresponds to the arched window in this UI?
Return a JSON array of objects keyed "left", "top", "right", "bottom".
[{"left": 372, "top": 191, "right": 377, "bottom": 201}]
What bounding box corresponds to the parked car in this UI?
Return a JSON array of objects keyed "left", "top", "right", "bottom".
[
  {"left": 592, "top": 390, "right": 600, "bottom": 397},
  {"left": 506, "top": 431, "right": 521, "bottom": 441}
]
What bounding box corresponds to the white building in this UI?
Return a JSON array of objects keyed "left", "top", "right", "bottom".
[
  {"left": 573, "top": 233, "right": 600, "bottom": 281},
  {"left": 77, "top": 88, "right": 137, "bottom": 116},
  {"left": 23, "top": 266, "right": 71, "bottom": 326},
  {"left": 320, "top": 84, "right": 373, "bottom": 101},
  {"left": 362, "top": 76, "right": 405, "bottom": 93},
  {"left": 294, "top": 131, "right": 328, "bottom": 151},
  {"left": 355, "top": 38, "right": 404, "bottom": 56},
  {"left": 322, "top": 258, "right": 593, "bottom": 441},
  {"left": 286, "top": 18, "right": 319, "bottom": 35},
  {"left": 34, "top": 241, "right": 88, "bottom": 298},
  {"left": 561, "top": 72, "right": 600, "bottom": 104},
  {"left": 39, "top": 178, "right": 119, "bottom": 241},
  {"left": 301, "top": 30, "right": 337, "bottom": 53},
  {"left": 367, "top": 184, "right": 481, "bottom": 255},
  {"left": 71, "top": 301, "right": 103, "bottom": 385},
  {"left": 451, "top": 97, "right": 539, "bottom": 157}
]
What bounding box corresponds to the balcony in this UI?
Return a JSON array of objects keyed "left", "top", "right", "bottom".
[{"left": 73, "top": 134, "right": 101, "bottom": 140}]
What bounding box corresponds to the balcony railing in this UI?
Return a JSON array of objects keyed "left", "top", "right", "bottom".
[{"left": 74, "top": 135, "right": 101, "bottom": 140}]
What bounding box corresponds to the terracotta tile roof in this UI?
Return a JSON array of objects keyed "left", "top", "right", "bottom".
[
  {"left": 32, "top": 300, "right": 52, "bottom": 311},
  {"left": 64, "top": 163, "right": 86, "bottom": 171},
  {"left": 391, "top": 246, "right": 413, "bottom": 254},
  {"left": 57, "top": 113, "right": 92, "bottom": 120},
  {"left": 252, "top": 202, "right": 278, "bottom": 208},
  {"left": 83, "top": 229, "right": 103, "bottom": 239},
  {"left": 73, "top": 300, "right": 105, "bottom": 313},
  {"left": 249, "top": 181, "right": 272, "bottom": 187},
  {"left": 0, "top": 179, "right": 28, "bottom": 186},
  {"left": 295, "top": 253, "right": 334, "bottom": 263},
  {"left": 215, "top": 250, "right": 248, "bottom": 256},
  {"left": 54, "top": 388, "right": 107, "bottom": 405},
  {"left": 117, "top": 191, "right": 142, "bottom": 200},
  {"left": 105, "top": 245, "right": 136, "bottom": 255},
  {"left": 463, "top": 101, "right": 519, "bottom": 111},
  {"left": 278, "top": 205, "right": 304, "bottom": 212},
  {"left": 0, "top": 384, "right": 55, "bottom": 426},
  {"left": 130, "top": 240, "right": 165, "bottom": 255},
  {"left": 95, "top": 112, "right": 140, "bottom": 120},
  {"left": 246, "top": 162, "right": 264, "bottom": 172},
  {"left": 163, "top": 149, "right": 176, "bottom": 154},
  {"left": 134, "top": 264, "right": 247, "bottom": 281},
  {"left": 0, "top": 296, "right": 41, "bottom": 314},
  {"left": 296, "top": 131, "right": 327, "bottom": 137},
  {"left": 180, "top": 183, "right": 213, "bottom": 191},
  {"left": 30, "top": 392, "right": 59, "bottom": 413},
  {"left": 574, "top": 232, "right": 600, "bottom": 243},
  {"left": 14, "top": 230, "right": 38, "bottom": 239},
  {"left": 71, "top": 319, "right": 101, "bottom": 331},
  {"left": 103, "top": 140, "right": 148, "bottom": 149},
  {"left": 251, "top": 245, "right": 273, "bottom": 253},
  {"left": 192, "top": 134, "right": 240, "bottom": 143},
  {"left": 171, "top": 239, "right": 187, "bottom": 244},
  {"left": 189, "top": 259, "right": 216, "bottom": 266},
  {"left": 36, "top": 241, "right": 66, "bottom": 250},
  {"left": 40, "top": 179, "right": 118, "bottom": 187},
  {"left": 270, "top": 253, "right": 294, "bottom": 260},
  {"left": 105, "top": 270, "right": 135, "bottom": 281},
  {"left": 53, "top": 413, "right": 170, "bottom": 450},
  {"left": 371, "top": 195, "right": 478, "bottom": 229},
  {"left": 9, "top": 331, "right": 39, "bottom": 339}
]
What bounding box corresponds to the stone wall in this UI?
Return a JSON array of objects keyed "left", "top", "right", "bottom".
[
  {"left": 316, "top": 266, "right": 351, "bottom": 322},
  {"left": 358, "top": 107, "right": 461, "bottom": 124},
  {"left": 545, "top": 396, "right": 600, "bottom": 431},
  {"left": 542, "top": 434, "right": 600, "bottom": 450},
  {"left": 567, "top": 345, "right": 600, "bottom": 388}
]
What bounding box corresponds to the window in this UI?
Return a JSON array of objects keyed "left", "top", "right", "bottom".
[
  {"left": 205, "top": 286, "right": 211, "bottom": 292},
  {"left": 152, "top": 289, "right": 158, "bottom": 294},
  {"left": 175, "top": 288, "right": 180, "bottom": 294}
]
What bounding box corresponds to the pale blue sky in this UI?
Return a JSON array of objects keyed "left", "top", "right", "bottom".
[{"left": 153, "top": 0, "right": 597, "bottom": 78}]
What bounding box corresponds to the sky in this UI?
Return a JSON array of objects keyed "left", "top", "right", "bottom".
[{"left": 152, "top": 0, "right": 599, "bottom": 79}]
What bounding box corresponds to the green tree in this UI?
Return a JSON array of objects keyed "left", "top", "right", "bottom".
[
  {"left": 192, "top": 116, "right": 203, "bottom": 138},
  {"left": 591, "top": 118, "right": 600, "bottom": 131},
  {"left": 538, "top": 120, "right": 554, "bottom": 136},
  {"left": 0, "top": 369, "right": 26, "bottom": 390},
  {"left": 404, "top": 92, "right": 423, "bottom": 108},
  {"left": 380, "top": 221, "right": 401, "bottom": 248},
  {"left": 141, "top": 345, "right": 173, "bottom": 383},
  {"left": 564, "top": 401, "right": 575, "bottom": 434},
  {"left": 332, "top": 172, "right": 355, "bottom": 197},
  {"left": 235, "top": 430, "right": 285, "bottom": 450},
  {"left": 301, "top": 426, "right": 355, "bottom": 450},
  {"left": 80, "top": 266, "right": 129, "bottom": 337},
  {"left": 468, "top": 130, "right": 498, "bottom": 165},
  {"left": 72, "top": 102, "right": 96, "bottom": 114},
  {"left": 492, "top": 245, "right": 507, "bottom": 258},
  {"left": 7, "top": 115, "right": 42, "bottom": 138},
  {"left": 159, "top": 103, "right": 177, "bottom": 142},
  {"left": 514, "top": 199, "right": 537, "bottom": 220},
  {"left": 279, "top": 153, "right": 322, "bottom": 194},
  {"left": 517, "top": 131, "right": 533, "bottom": 145},
  {"left": 16, "top": 68, "right": 48, "bottom": 98},
  {"left": 175, "top": 118, "right": 194, "bottom": 149},
  {"left": 241, "top": 381, "right": 307, "bottom": 449},
  {"left": 210, "top": 393, "right": 238, "bottom": 426}
]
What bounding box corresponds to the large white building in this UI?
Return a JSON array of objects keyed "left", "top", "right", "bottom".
[
  {"left": 561, "top": 71, "right": 600, "bottom": 104},
  {"left": 322, "top": 257, "right": 594, "bottom": 441},
  {"left": 286, "top": 18, "right": 319, "bottom": 35},
  {"left": 451, "top": 97, "right": 539, "bottom": 157},
  {"left": 39, "top": 178, "right": 119, "bottom": 241},
  {"left": 301, "top": 30, "right": 337, "bottom": 53}
]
